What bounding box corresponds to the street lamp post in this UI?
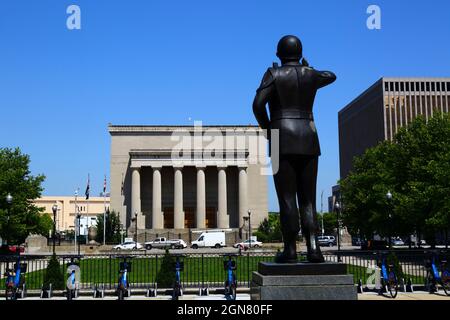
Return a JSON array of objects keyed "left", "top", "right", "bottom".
[
  {"left": 5, "top": 193, "right": 13, "bottom": 245},
  {"left": 52, "top": 203, "right": 58, "bottom": 255},
  {"left": 248, "top": 210, "right": 252, "bottom": 248},
  {"left": 335, "top": 201, "right": 341, "bottom": 262},
  {"left": 386, "top": 191, "right": 393, "bottom": 250},
  {"left": 133, "top": 211, "right": 138, "bottom": 250}
]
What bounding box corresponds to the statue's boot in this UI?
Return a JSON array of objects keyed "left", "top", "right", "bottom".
[
  {"left": 306, "top": 234, "right": 325, "bottom": 263},
  {"left": 275, "top": 238, "right": 297, "bottom": 263}
]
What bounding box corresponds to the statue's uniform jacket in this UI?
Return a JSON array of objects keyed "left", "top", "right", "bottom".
[{"left": 253, "top": 63, "right": 336, "bottom": 156}]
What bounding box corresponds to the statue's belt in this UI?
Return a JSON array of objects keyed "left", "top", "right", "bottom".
[{"left": 271, "top": 109, "right": 314, "bottom": 120}]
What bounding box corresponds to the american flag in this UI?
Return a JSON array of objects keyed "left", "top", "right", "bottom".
[
  {"left": 85, "top": 174, "right": 90, "bottom": 200},
  {"left": 121, "top": 173, "right": 124, "bottom": 196}
]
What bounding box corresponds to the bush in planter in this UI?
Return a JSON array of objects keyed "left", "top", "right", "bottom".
[
  {"left": 43, "top": 253, "right": 64, "bottom": 290},
  {"left": 156, "top": 249, "right": 176, "bottom": 288}
]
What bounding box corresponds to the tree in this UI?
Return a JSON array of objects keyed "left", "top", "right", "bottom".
[
  {"left": 95, "top": 210, "right": 122, "bottom": 244},
  {"left": 0, "top": 147, "right": 50, "bottom": 244},
  {"left": 43, "top": 253, "right": 65, "bottom": 290},
  {"left": 156, "top": 249, "right": 176, "bottom": 288},
  {"left": 340, "top": 113, "right": 450, "bottom": 245},
  {"left": 321, "top": 212, "right": 338, "bottom": 235},
  {"left": 254, "top": 212, "right": 282, "bottom": 242}
]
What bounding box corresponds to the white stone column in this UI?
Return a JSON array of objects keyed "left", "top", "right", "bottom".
[
  {"left": 174, "top": 167, "right": 184, "bottom": 229},
  {"left": 152, "top": 167, "right": 163, "bottom": 229},
  {"left": 131, "top": 167, "right": 144, "bottom": 229},
  {"left": 196, "top": 167, "right": 206, "bottom": 229},
  {"left": 217, "top": 166, "right": 229, "bottom": 228},
  {"left": 238, "top": 167, "right": 248, "bottom": 227}
]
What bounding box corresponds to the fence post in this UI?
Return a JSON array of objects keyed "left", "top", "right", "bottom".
[
  {"left": 109, "top": 255, "right": 112, "bottom": 290},
  {"left": 247, "top": 252, "right": 250, "bottom": 287},
  {"left": 201, "top": 254, "right": 204, "bottom": 288}
]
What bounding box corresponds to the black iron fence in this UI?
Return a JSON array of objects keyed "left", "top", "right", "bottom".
[{"left": 0, "top": 249, "right": 447, "bottom": 290}]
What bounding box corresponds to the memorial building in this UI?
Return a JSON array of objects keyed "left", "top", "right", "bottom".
[{"left": 109, "top": 124, "right": 268, "bottom": 237}]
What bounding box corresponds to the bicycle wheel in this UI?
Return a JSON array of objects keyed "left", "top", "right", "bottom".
[
  {"left": 442, "top": 271, "right": 450, "bottom": 296},
  {"left": 388, "top": 271, "right": 398, "bottom": 298},
  {"left": 5, "top": 288, "right": 14, "bottom": 301},
  {"left": 425, "top": 271, "right": 436, "bottom": 293}
]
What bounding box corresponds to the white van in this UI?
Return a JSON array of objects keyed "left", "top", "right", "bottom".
[{"left": 191, "top": 231, "right": 226, "bottom": 249}]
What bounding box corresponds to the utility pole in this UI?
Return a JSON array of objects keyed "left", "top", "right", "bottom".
[{"left": 321, "top": 190, "right": 324, "bottom": 236}]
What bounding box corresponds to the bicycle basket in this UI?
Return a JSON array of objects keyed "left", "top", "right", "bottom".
[
  {"left": 173, "top": 261, "right": 184, "bottom": 271},
  {"left": 223, "top": 260, "right": 237, "bottom": 270},
  {"left": 14, "top": 263, "right": 27, "bottom": 273},
  {"left": 119, "top": 262, "right": 132, "bottom": 272}
]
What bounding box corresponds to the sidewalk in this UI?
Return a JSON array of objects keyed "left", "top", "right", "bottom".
[{"left": 358, "top": 291, "right": 450, "bottom": 300}]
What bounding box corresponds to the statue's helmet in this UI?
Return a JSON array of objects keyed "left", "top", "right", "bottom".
[{"left": 276, "top": 35, "right": 302, "bottom": 61}]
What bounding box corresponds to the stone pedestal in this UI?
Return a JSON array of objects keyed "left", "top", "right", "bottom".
[{"left": 250, "top": 262, "right": 357, "bottom": 300}]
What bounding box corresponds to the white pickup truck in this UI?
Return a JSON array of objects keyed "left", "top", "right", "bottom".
[{"left": 144, "top": 237, "right": 187, "bottom": 250}]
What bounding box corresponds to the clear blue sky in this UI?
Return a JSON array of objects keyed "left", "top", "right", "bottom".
[{"left": 1, "top": 0, "right": 449, "bottom": 211}]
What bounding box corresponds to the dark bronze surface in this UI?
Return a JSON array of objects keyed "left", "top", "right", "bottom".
[{"left": 253, "top": 35, "right": 336, "bottom": 263}]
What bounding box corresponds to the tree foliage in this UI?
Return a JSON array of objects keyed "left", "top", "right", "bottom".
[
  {"left": 0, "top": 147, "right": 49, "bottom": 244},
  {"left": 254, "top": 212, "right": 282, "bottom": 242},
  {"left": 95, "top": 210, "right": 122, "bottom": 244},
  {"left": 156, "top": 249, "right": 176, "bottom": 288},
  {"left": 340, "top": 113, "right": 450, "bottom": 245},
  {"left": 43, "top": 253, "right": 65, "bottom": 290}
]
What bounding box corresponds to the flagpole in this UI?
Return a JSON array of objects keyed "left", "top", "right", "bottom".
[
  {"left": 103, "top": 175, "right": 106, "bottom": 246},
  {"left": 74, "top": 188, "right": 78, "bottom": 254}
]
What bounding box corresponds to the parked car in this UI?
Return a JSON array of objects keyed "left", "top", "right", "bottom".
[
  {"left": 144, "top": 237, "right": 187, "bottom": 250},
  {"left": 361, "top": 240, "right": 389, "bottom": 250},
  {"left": 318, "top": 236, "right": 336, "bottom": 247},
  {"left": 392, "top": 237, "right": 405, "bottom": 246},
  {"left": 113, "top": 241, "right": 143, "bottom": 251},
  {"left": 233, "top": 239, "right": 263, "bottom": 249},
  {"left": 0, "top": 244, "right": 25, "bottom": 255},
  {"left": 191, "top": 231, "right": 226, "bottom": 249}
]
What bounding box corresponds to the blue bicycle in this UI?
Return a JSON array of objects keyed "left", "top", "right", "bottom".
[
  {"left": 117, "top": 257, "right": 132, "bottom": 300},
  {"left": 378, "top": 256, "right": 398, "bottom": 298},
  {"left": 425, "top": 253, "right": 450, "bottom": 296},
  {"left": 4, "top": 253, "right": 26, "bottom": 300},
  {"left": 172, "top": 255, "right": 184, "bottom": 300},
  {"left": 223, "top": 255, "right": 237, "bottom": 300}
]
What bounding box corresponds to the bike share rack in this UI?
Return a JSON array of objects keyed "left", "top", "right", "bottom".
[
  {"left": 19, "top": 283, "right": 27, "bottom": 299},
  {"left": 198, "top": 286, "right": 209, "bottom": 296},
  {"left": 146, "top": 283, "right": 157, "bottom": 297},
  {"left": 93, "top": 284, "right": 105, "bottom": 298},
  {"left": 357, "top": 279, "right": 363, "bottom": 293},
  {"left": 405, "top": 278, "right": 414, "bottom": 292},
  {"left": 40, "top": 283, "right": 53, "bottom": 299}
]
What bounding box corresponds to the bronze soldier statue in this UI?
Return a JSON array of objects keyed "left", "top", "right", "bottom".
[{"left": 253, "top": 35, "right": 336, "bottom": 263}]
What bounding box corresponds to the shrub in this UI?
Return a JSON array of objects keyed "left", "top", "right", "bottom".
[
  {"left": 156, "top": 250, "right": 176, "bottom": 288},
  {"left": 43, "top": 254, "right": 64, "bottom": 290}
]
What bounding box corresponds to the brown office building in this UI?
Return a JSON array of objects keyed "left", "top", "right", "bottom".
[{"left": 338, "top": 77, "right": 450, "bottom": 178}]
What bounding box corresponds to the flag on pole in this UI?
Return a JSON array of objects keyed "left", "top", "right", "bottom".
[
  {"left": 103, "top": 175, "right": 107, "bottom": 194},
  {"left": 121, "top": 173, "right": 124, "bottom": 196},
  {"left": 85, "top": 174, "right": 90, "bottom": 200}
]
